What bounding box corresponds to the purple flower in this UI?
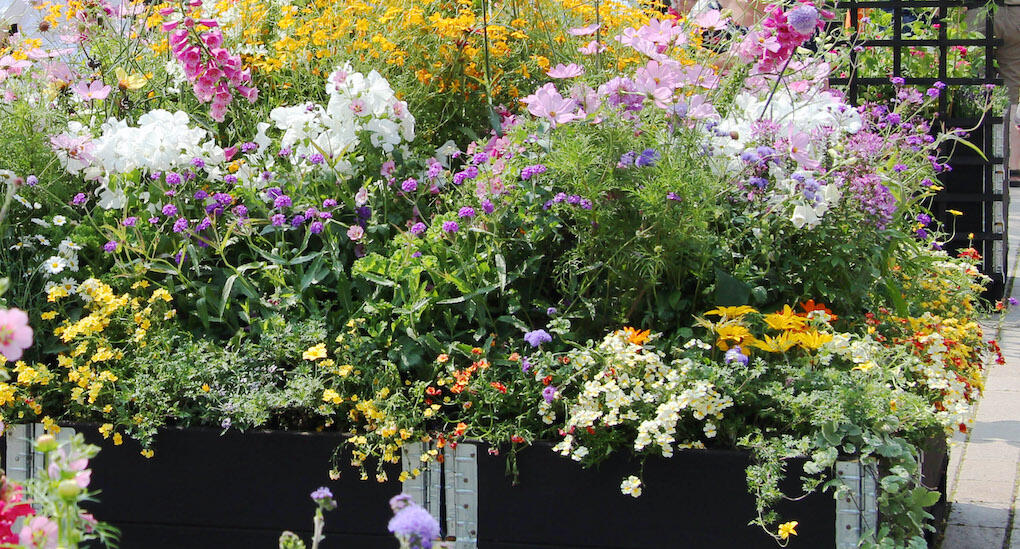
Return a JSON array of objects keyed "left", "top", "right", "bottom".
[
  {"left": 165, "top": 172, "right": 182, "bottom": 185},
  {"left": 274, "top": 195, "right": 292, "bottom": 209},
  {"left": 309, "top": 221, "right": 324, "bottom": 234},
  {"left": 411, "top": 251, "right": 422, "bottom": 258},
  {"left": 26, "top": 175, "right": 37, "bottom": 186},
  {"left": 410, "top": 222, "right": 426, "bottom": 235},
  {"left": 214, "top": 193, "right": 233, "bottom": 206},
  {"left": 103, "top": 240, "right": 118, "bottom": 253},
  {"left": 617, "top": 151, "right": 636, "bottom": 168},
  {"left": 310, "top": 487, "right": 334, "bottom": 502},
  {"left": 196, "top": 217, "right": 212, "bottom": 231},
  {"left": 390, "top": 494, "right": 414, "bottom": 512},
  {"left": 123, "top": 217, "right": 138, "bottom": 227},
  {"left": 278, "top": 148, "right": 292, "bottom": 157},
  {"left": 926, "top": 88, "right": 940, "bottom": 98},
  {"left": 916, "top": 213, "right": 931, "bottom": 225},
  {"left": 542, "top": 385, "right": 557, "bottom": 403},
  {"left": 566, "top": 195, "right": 581, "bottom": 205},
  {"left": 387, "top": 503, "right": 440, "bottom": 548},
  {"left": 323, "top": 199, "right": 338, "bottom": 208},
  {"left": 148, "top": 216, "right": 160, "bottom": 224},
  {"left": 520, "top": 164, "right": 548, "bottom": 180},
  {"left": 786, "top": 4, "right": 819, "bottom": 35},
  {"left": 442, "top": 221, "right": 459, "bottom": 233},
  {"left": 72, "top": 193, "right": 87, "bottom": 206},
  {"left": 291, "top": 215, "right": 306, "bottom": 227},
  {"left": 194, "top": 190, "right": 209, "bottom": 200},
  {"left": 521, "top": 356, "right": 532, "bottom": 372},
  {"left": 172, "top": 217, "right": 189, "bottom": 233},
  {"left": 458, "top": 206, "right": 476, "bottom": 219},
  {"left": 473, "top": 152, "right": 489, "bottom": 164},
  {"left": 162, "top": 204, "right": 178, "bottom": 217},
  {"left": 318, "top": 211, "right": 333, "bottom": 219},
  {"left": 666, "top": 192, "right": 682, "bottom": 202},
  {"left": 309, "top": 153, "right": 325, "bottom": 165},
  {"left": 725, "top": 346, "right": 749, "bottom": 366},
  {"left": 271, "top": 213, "right": 286, "bottom": 226},
  {"left": 426, "top": 162, "right": 443, "bottom": 180},
  {"left": 165, "top": 190, "right": 177, "bottom": 197},
  {"left": 915, "top": 228, "right": 928, "bottom": 239},
  {"left": 241, "top": 142, "right": 258, "bottom": 153},
  {"left": 523, "top": 329, "right": 552, "bottom": 347},
  {"left": 934, "top": 81, "right": 946, "bottom": 90},
  {"left": 635, "top": 148, "right": 660, "bottom": 168},
  {"left": 481, "top": 199, "right": 495, "bottom": 214},
  {"left": 890, "top": 76, "right": 905, "bottom": 86},
  {"left": 1009, "top": 297, "right": 1019, "bottom": 306},
  {"left": 224, "top": 174, "right": 238, "bottom": 185},
  {"left": 234, "top": 205, "right": 248, "bottom": 217},
  {"left": 579, "top": 199, "right": 593, "bottom": 210},
  {"left": 191, "top": 157, "right": 206, "bottom": 168},
  {"left": 401, "top": 178, "right": 419, "bottom": 193},
  {"left": 546, "top": 307, "right": 557, "bottom": 316},
  {"left": 893, "top": 164, "right": 907, "bottom": 173}
]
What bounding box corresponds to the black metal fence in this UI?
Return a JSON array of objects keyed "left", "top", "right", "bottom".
[{"left": 831, "top": 0, "right": 1008, "bottom": 297}]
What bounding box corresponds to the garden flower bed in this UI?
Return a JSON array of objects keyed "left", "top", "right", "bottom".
[{"left": 0, "top": 0, "right": 1004, "bottom": 547}]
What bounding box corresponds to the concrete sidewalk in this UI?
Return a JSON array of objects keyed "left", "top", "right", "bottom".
[{"left": 940, "top": 187, "right": 1020, "bottom": 549}]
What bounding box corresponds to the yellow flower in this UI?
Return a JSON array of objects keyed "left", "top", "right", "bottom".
[
  {"left": 714, "top": 323, "right": 753, "bottom": 351},
  {"left": 792, "top": 329, "right": 833, "bottom": 350},
  {"left": 947, "top": 209, "right": 963, "bottom": 216},
  {"left": 778, "top": 521, "right": 798, "bottom": 540},
  {"left": 41, "top": 311, "right": 57, "bottom": 320},
  {"left": 852, "top": 361, "right": 878, "bottom": 372},
  {"left": 113, "top": 433, "right": 123, "bottom": 445},
  {"left": 704, "top": 305, "right": 757, "bottom": 318},
  {"left": 99, "top": 423, "right": 113, "bottom": 439},
  {"left": 303, "top": 343, "right": 328, "bottom": 361},
  {"left": 622, "top": 327, "right": 651, "bottom": 346},
  {"left": 114, "top": 67, "right": 148, "bottom": 90},
  {"left": 750, "top": 332, "right": 798, "bottom": 353},
  {"left": 763, "top": 305, "right": 807, "bottom": 332},
  {"left": 140, "top": 449, "right": 154, "bottom": 458},
  {"left": 323, "top": 388, "right": 343, "bottom": 404}
]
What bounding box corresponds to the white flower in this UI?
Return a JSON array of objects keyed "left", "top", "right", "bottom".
[
  {"left": 52, "top": 215, "right": 67, "bottom": 226},
  {"left": 43, "top": 255, "right": 67, "bottom": 275},
  {"left": 620, "top": 476, "right": 642, "bottom": 497},
  {"left": 791, "top": 204, "right": 819, "bottom": 229},
  {"left": 59, "top": 277, "right": 77, "bottom": 295},
  {"left": 58, "top": 239, "right": 81, "bottom": 254}
]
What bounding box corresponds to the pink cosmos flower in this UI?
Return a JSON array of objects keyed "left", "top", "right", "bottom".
[
  {"left": 72, "top": 80, "right": 111, "bottom": 101},
  {"left": 568, "top": 24, "right": 600, "bottom": 36},
  {"left": 0, "top": 308, "right": 32, "bottom": 362},
  {"left": 520, "top": 83, "right": 580, "bottom": 127},
  {"left": 783, "top": 127, "right": 819, "bottom": 169},
  {"left": 546, "top": 63, "right": 584, "bottom": 79},
  {"left": 578, "top": 40, "right": 607, "bottom": 55},
  {"left": 694, "top": 9, "right": 729, "bottom": 30},
  {"left": 18, "top": 516, "right": 57, "bottom": 549}
]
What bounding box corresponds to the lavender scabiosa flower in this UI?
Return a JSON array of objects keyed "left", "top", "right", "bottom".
[
  {"left": 241, "top": 142, "right": 258, "bottom": 153},
  {"left": 72, "top": 193, "right": 87, "bottom": 206},
  {"left": 103, "top": 240, "right": 118, "bottom": 253},
  {"left": 426, "top": 161, "right": 443, "bottom": 180},
  {"left": 520, "top": 164, "right": 548, "bottom": 180},
  {"left": 194, "top": 190, "right": 209, "bottom": 200},
  {"left": 224, "top": 174, "right": 238, "bottom": 185},
  {"left": 148, "top": 216, "right": 160, "bottom": 224},
  {"left": 196, "top": 217, "right": 212, "bottom": 231},
  {"left": 323, "top": 198, "right": 338, "bottom": 208},
  {"left": 442, "top": 221, "right": 459, "bottom": 233},
  {"left": 165, "top": 172, "right": 182, "bottom": 185},
  {"left": 291, "top": 215, "right": 306, "bottom": 227},
  {"left": 387, "top": 499, "right": 440, "bottom": 549},
  {"left": 410, "top": 222, "right": 426, "bottom": 235},
  {"left": 523, "top": 329, "right": 552, "bottom": 347},
  {"left": 787, "top": 3, "right": 819, "bottom": 34},
  {"left": 162, "top": 204, "right": 178, "bottom": 217},
  {"left": 309, "top": 153, "right": 325, "bottom": 165},
  {"left": 271, "top": 213, "right": 286, "bottom": 226},
  {"left": 458, "top": 206, "right": 476, "bottom": 219},
  {"left": 123, "top": 217, "right": 138, "bottom": 227},
  {"left": 401, "top": 178, "right": 419, "bottom": 193},
  {"left": 473, "top": 152, "right": 489, "bottom": 164},
  {"left": 481, "top": 199, "right": 495, "bottom": 214},
  {"left": 274, "top": 195, "right": 293, "bottom": 209},
  {"left": 26, "top": 175, "right": 37, "bottom": 186},
  {"left": 172, "top": 217, "right": 189, "bottom": 233},
  {"left": 191, "top": 157, "right": 206, "bottom": 168}
]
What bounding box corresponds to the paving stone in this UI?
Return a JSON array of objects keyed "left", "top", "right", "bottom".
[
  {"left": 953, "top": 478, "right": 1017, "bottom": 505},
  {"left": 947, "top": 502, "right": 1010, "bottom": 528},
  {"left": 941, "top": 524, "right": 1007, "bottom": 549},
  {"left": 957, "top": 456, "right": 1019, "bottom": 484}
]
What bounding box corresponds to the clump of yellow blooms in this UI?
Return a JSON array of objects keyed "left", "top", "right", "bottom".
[{"left": 698, "top": 302, "right": 836, "bottom": 356}]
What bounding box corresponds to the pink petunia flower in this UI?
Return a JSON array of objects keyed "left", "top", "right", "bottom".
[
  {"left": 72, "top": 80, "right": 111, "bottom": 101},
  {"left": 0, "top": 308, "right": 32, "bottom": 362},
  {"left": 546, "top": 63, "right": 584, "bottom": 79},
  {"left": 520, "top": 83, "right": 580, "bottom": 127}
]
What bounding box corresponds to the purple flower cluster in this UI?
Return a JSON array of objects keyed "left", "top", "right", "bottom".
[
  {"left": 520, "top": 164, "right": 548, "bottom": 180},
  {"left": 845, "top": 173, "right": 896, "bottom": 229},
  {"left": 387, "top": 495, "right": 440, "bottom": 549},
  {"left": 543, "top": 192, "right": 593, "bottom": 211},
  {"left": 617, "top": 149, "right": 660, "bottom": 168}
]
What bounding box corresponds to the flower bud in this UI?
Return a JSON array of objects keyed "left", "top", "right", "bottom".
[
  {"left": 57, "top": 479, "right": 81, "bottom": 500},
  {"left": 36, "top": 434, "right": 58, "bottom": 453}
]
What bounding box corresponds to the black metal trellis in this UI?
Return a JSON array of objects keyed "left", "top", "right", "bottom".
[{"left": 830, "top": 0, "right": 1008, "bottom": 298}]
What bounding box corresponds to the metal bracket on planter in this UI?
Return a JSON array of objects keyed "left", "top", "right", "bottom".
[
  {"left": 835, "top": 459, "right": 878, "bottom": 549},
  {"left": 444, "top": 443, "right": 478, "bottom": 549},
  {"left": 4, "top": 423, "right": 77, "bottom": 483},
  {"left": 400, "top": 442, "right": 442, "bottom": 520}
]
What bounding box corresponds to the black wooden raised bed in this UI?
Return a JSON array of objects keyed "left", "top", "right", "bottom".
[{"left": 1, "top": 426, "right": 947, "bottom": 548}]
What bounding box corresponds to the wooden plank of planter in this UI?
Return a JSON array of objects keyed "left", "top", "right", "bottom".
[
  {"left": 67, "top": 424, "right": 402, "bottom": 548},
  {"left": 468, "top": 443, "right": 835, "bottom": 549}
]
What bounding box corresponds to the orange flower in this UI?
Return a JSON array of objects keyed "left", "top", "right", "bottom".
[
  {"left": 799, "top": 299, "right": 838, "bottom": 322},
  {"left": 622, "top": 327, "right": 651, "bottom": 346}
]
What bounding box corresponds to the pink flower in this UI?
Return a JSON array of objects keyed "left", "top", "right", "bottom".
[
  {"left": 578, "top": 40, "right": 607, "bottom": 55},
  {"left": 18, "top": 516, "right": 57, "bottom": 549},
  {"left": 568, "top": 23, "right": 600, "bottom": 36},
  {"left": 72, "top": 80, "right": 111, "bottom": 100},
  {"left": 0, "top": 482, "right": 33, "bottom": 543},
  {"left": 347, "top": 225, "right": 364, "bottom": 241},
  {"left": 694, "top": 9, "right": 729, "bottom": 30},
  {"left": 520, "top": 83, "right": 580, "bottom": 127},
  {"left": 546, "top": 63, "right": 584, "bottom": 79},
  {"left": 0, "top": 308, "right": 32, "bottom": 362}
]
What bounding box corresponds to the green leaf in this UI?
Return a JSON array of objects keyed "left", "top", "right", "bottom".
[
  {"left": 495, "top": 253, "right": 507, "bottom": 290},
  {"left": 714, "top": 268, "right": 751, "bottom": 306}
]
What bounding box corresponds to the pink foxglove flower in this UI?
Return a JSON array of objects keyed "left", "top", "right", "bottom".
[
  {"left": 0, "top": 308, "right": 32, "bottom": 362},
  {"left": 72, "top": 80, "right": 111, "bottom": 100},
  {"left": 546, "top": 63, "right": 584, "bottom": 79},
  {"left": 521, "top": 83, "right": 580, "bottom": 127}
]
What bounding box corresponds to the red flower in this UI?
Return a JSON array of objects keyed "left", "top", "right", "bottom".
[
  {"left": 489, "top": 382, "right": 507, "bottom": 394},
  {"left": 0, "top": 480, "right": 33, "bottom": 543}
]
